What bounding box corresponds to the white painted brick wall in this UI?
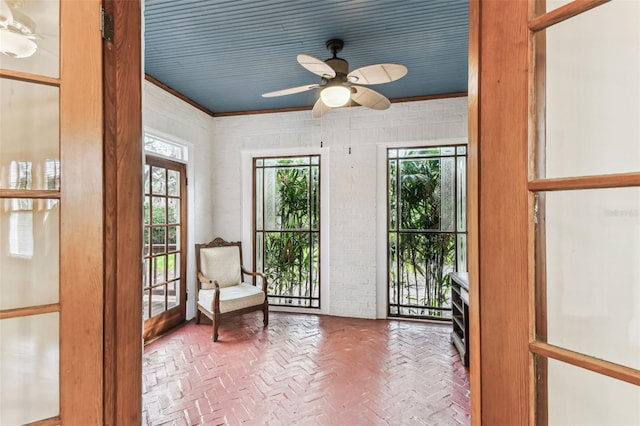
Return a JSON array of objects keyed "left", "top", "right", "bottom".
[
  {"left": 143, "top": 81, "right": 215, "bottom": 319},
  {"left": 212, "top": 98, "right": 468, "bottom": 319}
]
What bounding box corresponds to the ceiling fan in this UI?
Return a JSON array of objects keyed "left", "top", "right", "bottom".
[
  {"left": 0, "top": 0, "right": 42, "bottom": 58},
  {"left": 262, "top": 39, "right": 408, "bottom": 118}
]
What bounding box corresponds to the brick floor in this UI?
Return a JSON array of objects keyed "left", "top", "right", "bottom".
[{"left": 143, "top": 312, "right": 470, "bottom": 426}]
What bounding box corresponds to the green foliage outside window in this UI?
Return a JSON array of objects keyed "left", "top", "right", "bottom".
[{"left": 257, "top": 158, "right": 320, "bottom": 307}]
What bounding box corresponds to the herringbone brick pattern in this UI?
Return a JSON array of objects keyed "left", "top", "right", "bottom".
[{"left": 143, "top": 313, "right": 470, "bottom": 426}]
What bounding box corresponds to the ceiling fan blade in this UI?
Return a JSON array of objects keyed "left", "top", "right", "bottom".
[
  {"left": 351, "top": 86, "right": 391, "bottom": 110},
  {"left": 262, "top": 84, "right": 319, "bottom": 98},
  {"left": 312, "top": 98, "right": 329, "bottom": 118},
  {"left": 0, "top": 1, "right": 14, "bottom": 26},
  {"left": 347, "top": 63, "right": 407, "bottom": 85},
  {"left": 297, "top": 54, "right": 336, "bottom": 79}
]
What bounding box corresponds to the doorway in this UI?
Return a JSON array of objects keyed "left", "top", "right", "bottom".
[
  {"left": 143, "top": 155, "right": 187, "bottom": 341},
  {"left": 387, "top": 145, "right": 467, "bottom": 320},
  {"left": 253, "top": 155, "right": 322, "bottom": 308}
]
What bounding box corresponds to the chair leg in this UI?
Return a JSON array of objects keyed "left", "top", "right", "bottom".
[
  {"left": 195, "top": 308, "right": 201, "bottom": 324},
  {"left": 212, "top": 311, "right": 220, "bottom": 342},
  {"left": 263, "top": 302, "right": 269, "bottom": 326}
]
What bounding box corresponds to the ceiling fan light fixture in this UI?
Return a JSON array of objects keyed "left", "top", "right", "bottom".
[
  {"left": 0, "top": 28, "right": 37, "bottom": 58},
  {"left": 320, "top": 85, "right": 350, "bottom": 108}
]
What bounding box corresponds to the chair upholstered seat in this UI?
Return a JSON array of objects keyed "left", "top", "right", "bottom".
[{"left": 198, "top": 283, "right": 265, "bottom": 314}]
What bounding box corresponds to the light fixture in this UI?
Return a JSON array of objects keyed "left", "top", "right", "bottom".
[
  {"left": 0, "top": 2, "right": 38, "bottom": 59},
  {"left": 320, "top": 85, "right": 351, "bottom": 108},
  {"left": 0, "top": 28, "right": 37, "bottom": 58}
]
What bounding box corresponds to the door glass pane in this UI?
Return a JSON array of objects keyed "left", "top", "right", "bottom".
[
  {"left": 457, "top": 234, "right": 467, "bottom": 273},
  {"left": 441, "top": 157, "right": 455, "bottom": 232},
  {"left": 256, "top": 232, "right": 263, "bottom": 272},
  {"left": 167, "top": 253, "right": 178, "bottom": 280},
  {"left": 167, "top": 225, "right": 178, "bottom": 247},
  {"left": 144, "top": 164, "right": 150, "bottom": 194},
  {"left": 0, "top": 79, "right": 59, "bottom": 190},
  {"left": 0, "top": 199, "right": 58, "bottom": 310},
  {"left": 154, "top": 254, "right": 167, "bottom": 284},
  {"left": 168, "top": 198, "right": 180, "bottom": 224},
  {"left": 256, "top": 167, "right": 263, "bottom": 230},
  {"left": 167, "top": 280, "right": 178, "bottom": 309},
  {"left": 544, "top": 357, "right": 640, "bottom": 425},
  {"left": 143, "top": 289, "right": 151, "bottom": 321},
  {"left": 0, "top": 0, "right": 59, "bottom": 77},
  {"left": 0, "top": 312, "right": 59, "bottom": 425},
  {"left": 151, "top": 197, "right": 166, "bottom": 225},
  {"left": 167, "top": 170, "right": 180, "bottom": 196},
  {"left": 457, "top": 157, "right": 466, "bottom": 232},
  {"left": 541, "top": 187, "right": 640, "bottom": 369},
  {"left": 264, "top": 168, "right": 277, "bottom": 230},
  {"left": 151, "top": 286, "right": 165, "bottom": 316},
  {"left": 541, "top": 1, "right": 640, "bottom": 178},
  {"left": 151, "top": 166, "right": 166, "bottom": 195}
]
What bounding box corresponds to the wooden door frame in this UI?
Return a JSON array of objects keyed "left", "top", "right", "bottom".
[
  {"left": 102, "top": 0, "right": 535, "bottom": 424},
  {"left": 468, "top": 0, "right": 532, "bottom": 424},
  {"left": 103, "top": 0, "right": 143, "bottom": 424}
]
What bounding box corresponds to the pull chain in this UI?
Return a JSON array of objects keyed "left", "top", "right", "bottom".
[{"left": 348, "top": 99, "right": 352, "bottom": 154}]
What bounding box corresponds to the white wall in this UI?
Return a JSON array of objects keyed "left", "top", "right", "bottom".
[
  {"left": 143, "top": 80, "right": 215, "bottom": 319},
  {"left": 545, "top": 1, "right": 640, "bottom": 424},
  {"left": 211, "top": 98, "right": 468, "bottom": 319}
]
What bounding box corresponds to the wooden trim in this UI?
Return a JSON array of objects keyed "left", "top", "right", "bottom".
[
  {"left": 252, "top": 157, "right": 258, "bottom": 274},
  {"left": 213, "top": 92, "right": 469, "bottom": 117},
  {"left": 478, "top": 1, "right": 532, "bottom": 423},
  {"left": 533, "top": 192, "right": 549, "bottom": 426},
  {"left": 0, "top": 69, "right": 59, "bottom": 86},
  {"left": 390, "top": 92, "right": 468, "bottom": 104},
  {"left": 528, "top": 173, "right": 640, "bottom": 191},
  {"left": 103, "top": 0, "right": 143, "bottom": 424},
  {"left": 24, "top": 416, "right": 61, "bottom": 426},
  {"left": 467, "top": 0, "right": 481, "bottom": 423},
  {"left": 530, "top": 341, "right": 640, "bottom": 386},
  {"left": 214, "top": 104, "right": 312, "bottom": 117},
  {"left": 0, "top": 303, "right": 60, "bottom": 320},
  {"left": 59, "top": 0, "right": 104, "bottom": 423},
  {"left": 146, "top": 75, "right": 468, "bottom": 119},
  {"left": 529, "top": 0, "right": 610, "bottom": 32},
  {"left": 145, "top": 74, "right": 216, "bottom": 117},
  {"left": 530, "top": 1, "right": 548, "bottom": 422},
  {"left": 0, "top": 189, "right": 59, "bottom": 198}
]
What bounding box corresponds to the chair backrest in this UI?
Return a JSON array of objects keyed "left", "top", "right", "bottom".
[{"left": 196, "top": 238, "right": 243, "bottom": 288}]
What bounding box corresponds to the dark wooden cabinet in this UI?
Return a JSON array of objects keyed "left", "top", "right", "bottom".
[{"left": 450, "top": 272, "right": 470, "bottom": 367}]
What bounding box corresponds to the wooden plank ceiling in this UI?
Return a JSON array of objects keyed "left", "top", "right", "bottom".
[{"left": 144, "top": 0, "right": 468, "bottom": 114}]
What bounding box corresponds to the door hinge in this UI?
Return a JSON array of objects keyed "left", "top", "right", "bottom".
[
  {"left": 100, "top": 6, "right": 113, "bottom": 42},
  {"left": 185, "top": 177, "right": 188, "bottom": 186},
  {"left": 185, "top": 292, "right": 188, "bottom": 301}
]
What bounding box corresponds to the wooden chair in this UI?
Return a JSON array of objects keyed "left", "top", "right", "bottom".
[{"left": 195, "top": 237, "right": 268, "bottom": 341}]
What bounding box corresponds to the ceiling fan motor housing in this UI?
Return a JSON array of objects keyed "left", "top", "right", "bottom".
[{"left": 325, "top": 57, "right": 348, "bottom": 78}]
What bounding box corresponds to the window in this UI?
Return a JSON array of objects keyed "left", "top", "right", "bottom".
[
  {"left": 387, "top": 145, "right": 467, "bottom": 319},
  {"left": 144, "top": 133, "right": 188, "bottom": 162},
  {"left": 253, "top": 155, "right": 321, "bottom": 308}
]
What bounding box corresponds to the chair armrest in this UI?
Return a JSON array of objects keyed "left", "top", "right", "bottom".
[
  {"left": 197, "top": 271, "right": 212, "bottom": 286},
  {"left": 241, "top": 266, "right": 268, "bottom": 293},
  {"left": 197, "top": 272, "right": 221, "bottom": 310},
  {"left": 212, "top": 281, "right": 220, "bottom": 311}
]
